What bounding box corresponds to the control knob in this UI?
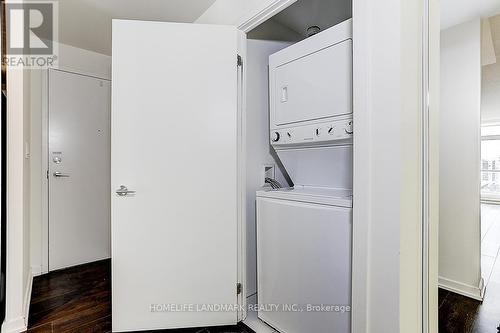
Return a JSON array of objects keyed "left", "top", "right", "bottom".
[
  {"left": 345, "top": 121, "right": 353, "bottom": 134},
  {"left": 271, "top": 132, "right": 280, "bottom": 142}
]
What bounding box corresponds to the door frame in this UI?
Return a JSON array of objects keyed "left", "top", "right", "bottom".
[
  {"left": 237, "top": 0, "right": 298, "bottom": 32},
  {"left": 236, "top": 1, "right": 372, "bottom": 330},
  {"left": 40, "top": 69, "right": 48, "bottom": 274},
  {"left": 40, "top": 68, "right": 111, "bottom": 273}
]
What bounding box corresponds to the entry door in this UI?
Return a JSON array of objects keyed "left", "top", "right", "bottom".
[
  {"left": 48, "top": 69, "right": 111, "bottom": 270},
  {"left": 111, "top": 20, "right": 244, "bottom": 331}
]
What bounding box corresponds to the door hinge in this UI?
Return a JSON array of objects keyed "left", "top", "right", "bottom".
[
  {"left": 46, "top": 170, "right": 49, "bottom": 179},
  {"left": 237, "top": 283, "right": 242, "bottom": 295},
  {"left": 237, "top": 55, "right": 243, "bottom": 67}
]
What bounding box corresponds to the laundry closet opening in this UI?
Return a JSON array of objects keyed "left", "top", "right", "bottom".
[{"left": 243, "top": 0, "right": 353, "bottom": 332}]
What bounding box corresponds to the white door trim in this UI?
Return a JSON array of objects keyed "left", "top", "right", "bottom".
[
  {"left": 237, "top": 33, "right": 247, "bottom": 321},
  {"left": 426, "top": 0, "right": 440, "bottom": 331},
  {"left": 3, "top": 65, "right": 30, "bottom": 333},
  {"left": 422, "top": 0, "right": 430, "bottom": 331},
  {"left": 40, "top": 68, "right": 111, "bottom": 273},
  {"left": 40, "top": 68, "right": 49, "bottom": 274},
  {"left": 237, "top": 0, "right": 297, "bottom": 33}
]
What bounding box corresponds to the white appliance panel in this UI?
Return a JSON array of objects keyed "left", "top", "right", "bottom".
[
  {"left": 256, "top": 187, "right": 352, "bottom": 207},
  {"left": 273, "top": 39, "right": 352, "bottom": 126},
  {"left": 112, "top": 20, "right": 243, "bottom": 331},
  {"left": 257, "top": 196, "right": 352, "bottom": 333},
  {"left": 276, "top": 145, "right": 352, "bottom": 188},
  {"left": 271, "top": 118, "right": 353, "bottom": 147}
]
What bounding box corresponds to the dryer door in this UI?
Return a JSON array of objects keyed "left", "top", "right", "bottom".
[{"left": 271, "top": 39, "right": 352, "bottom": 126}]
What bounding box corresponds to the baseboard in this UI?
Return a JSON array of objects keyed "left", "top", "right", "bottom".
[
  {"left": 439, "top": 276, "right": 484, "bottom": 301},
  {"left": 31, "top": 264, "right": 43, "bottom": 277},
  {"left": 242, "top": 294, "right": 278, "bottom": 333},
  {"left": 2, "top": 269, "right": 34, "bottom": 333},
  {"left": 1, "top": 317, "right": 27, "bottom": 333},
  {"left": 23, "top": 269, "right": 34, "bottom": 327}
]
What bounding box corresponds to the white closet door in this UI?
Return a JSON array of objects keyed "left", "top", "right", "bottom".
[
  {"left": 111, "top": 20, "right": 244, "bottom": 331},
  {"left": 48, "top": 69, "right": 111, "bottom": 271}
]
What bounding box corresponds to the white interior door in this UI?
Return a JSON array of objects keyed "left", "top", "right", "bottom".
[
  {"left": 48, "top": 69, "right": 111, "bottom": 270},
  {"left": 111, "top": 20, "right": 245, "bottom": 332}
]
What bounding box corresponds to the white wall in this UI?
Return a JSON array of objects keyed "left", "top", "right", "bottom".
[
  {"left": 54, "top": 42, "right": 112, "bottom": 80},
  {"left": 2, "top": 67, "right": 32, "bottom": 333},
  {"left": 245, "top": 39, "right": 290, "bottom": 298},
  {"left": 439, "top": 19, "right": 483, "bottom": 299},
  {"left": 29, "top": 43, "right": 111, "bottom": 275}
]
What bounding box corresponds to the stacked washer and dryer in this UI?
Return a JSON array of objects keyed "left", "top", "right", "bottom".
[{"left": 256, "top": 19, "right": 353, "bottom": 333}]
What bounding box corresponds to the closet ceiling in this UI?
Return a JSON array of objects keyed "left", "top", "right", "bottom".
[{"left": 273, "top": 0, "right": 352, "bottom": 38}]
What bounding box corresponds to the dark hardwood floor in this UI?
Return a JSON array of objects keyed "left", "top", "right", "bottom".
[
  {"left": 438, "top": 203, "right": 500, "bottom": 333},
  {"left": 26, "top": 259, "right": 253, "bottom": 333},
  {"left": 438, "top": 288, "right": 481, "bottom": 333},
  {"left": 28, "top": 258, "right": 500, "bottom": 332},
  {"left": 439, "top": 282, "right": 500, "bottom": 333}
]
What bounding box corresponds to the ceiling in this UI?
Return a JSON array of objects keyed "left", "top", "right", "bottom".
[
  {"left": 38, "top": 0, "right": 216, "bottom": 55},
  {"left": 441, "top": 0, "right": 500, "bottom": 30},
  {"left": 273, "top": 0, "right": 352, "bottom": 38},
  {"left": 44, "top": 0, "right": 500, "bottom": 55}
]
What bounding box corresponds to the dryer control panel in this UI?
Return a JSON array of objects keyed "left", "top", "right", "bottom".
[{"left": 271, "top": 118, "right": 353, "bottom": 148}]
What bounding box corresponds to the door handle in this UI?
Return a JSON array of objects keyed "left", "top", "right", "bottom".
[
  {"left": 115, "top": 185, "right": 136, "bottom": 196},
  {"left": 53, "top": 172, "right": 70, "bottom": 178}
]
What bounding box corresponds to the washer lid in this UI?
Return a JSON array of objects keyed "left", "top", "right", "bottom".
[{"left": 256, "top": 186, "right": 352, "bottom": 208}]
